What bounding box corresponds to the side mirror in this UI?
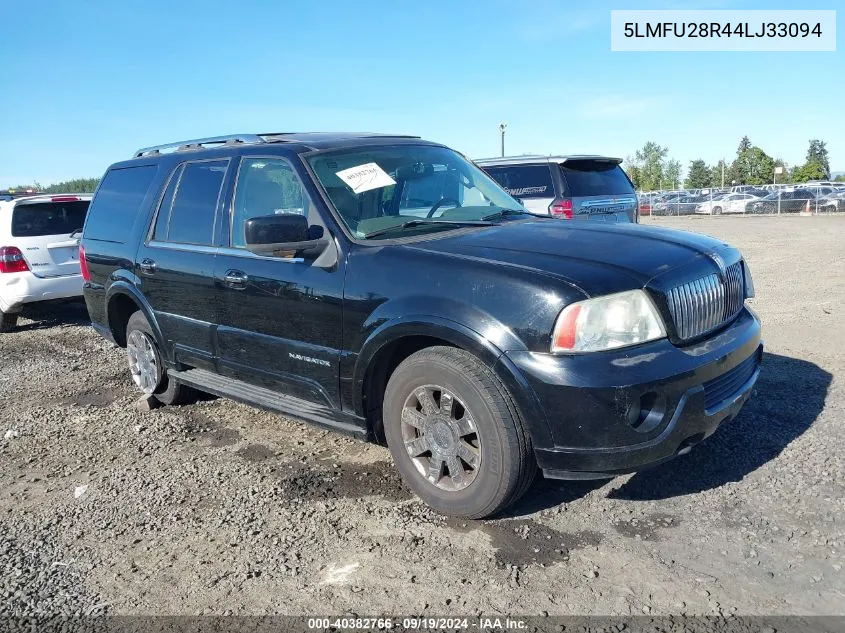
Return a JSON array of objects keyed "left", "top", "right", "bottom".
[{"left": 244, "top": 214, "right": 328, "bottom": 256}]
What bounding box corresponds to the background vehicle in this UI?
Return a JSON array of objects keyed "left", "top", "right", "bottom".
[
  {"left": 476, "top": 155, "right": 638, "bottom": 222},
  {"left": 81, "top": 133, "right": 760, "bottom": 519},
  {"left": 0, "top": 194, "right": 91, "bottom": 331},
  {"left": 696, "top": 192, "right": 762, "bottom": 215},
  {"left": 816, "top": 190, "right": 845, "bottom": 212},
  {"left": 0, "top": 188, "right": 44, "bottom": 202},
  {"left": 748, "top": 189, "right": 818, "bottom": 214}
]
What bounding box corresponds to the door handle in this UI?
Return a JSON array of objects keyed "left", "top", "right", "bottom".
[
  {"left": 139, "top": 258, "right": 157, "bottom": 273},
  {"left": 223, "top": 270, "right": 248, "bottom": 289}
]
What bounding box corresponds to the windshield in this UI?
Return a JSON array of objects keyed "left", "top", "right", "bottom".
[{"left": 306, "top": 145, "right": 527, "bottom": 240}]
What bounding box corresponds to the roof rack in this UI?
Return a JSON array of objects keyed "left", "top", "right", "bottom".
[{"left": 133, "top": 133, "right": 284, "bottom": 158}]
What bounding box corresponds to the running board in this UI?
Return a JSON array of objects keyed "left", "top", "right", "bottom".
[{"left": 169, "top": 368, "right": 369, "bottom": 439}]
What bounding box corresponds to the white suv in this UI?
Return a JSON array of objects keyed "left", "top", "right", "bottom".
[{"left": 0, "top": 194, "right": 91, "bottom": 332}]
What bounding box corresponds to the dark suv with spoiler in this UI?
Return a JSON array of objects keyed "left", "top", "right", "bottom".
[{"left": 80, "top": 133, "right": 761, "bottom": 518}]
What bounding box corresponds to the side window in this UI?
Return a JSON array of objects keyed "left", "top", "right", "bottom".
[
  {"left": 153, "top": 160, "right": 228, "bottom": 245},
  {"left": 231, "top": 158, "right": 311, "bottom": 248},
  {"left": 152, "top": 164, "right": 184, "bottom": 242},
  {"left": 85, "top": 165, "right": 157, "bottom": 243}
]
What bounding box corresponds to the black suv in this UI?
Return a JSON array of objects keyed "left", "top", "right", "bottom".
[{"left": 81, "top": 133, "right": 762, "bottom": 518}]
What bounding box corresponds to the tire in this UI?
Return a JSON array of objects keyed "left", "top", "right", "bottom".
[
  {"left": 383, "top": 346, "right": 535, "bottom": 518},
  {"left": 0, "top": 310, "right": 18, "bottom": 333},
  {"left": 125, "top": 311, "right": 196, "bottom": 406},
  {"left": 712, "top": 206, "right": 722, "bottom": 215}
]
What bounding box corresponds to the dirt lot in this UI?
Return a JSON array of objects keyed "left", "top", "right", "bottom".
[{"left": 1, "top": 216, "right": 843, "bottom": 617}]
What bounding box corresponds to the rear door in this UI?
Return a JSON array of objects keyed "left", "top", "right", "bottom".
[
  {"left": 480, "top": 163, "right": 555, "bottom": 214},
  {"left": 135, "top": 159, "right": 230, "bottom": 371},
  {"left": 10, "top": 197, "right": 90, "bottom": 277},
  {"left": 559, "top": 159, "right": 638, "bottom": 222}
]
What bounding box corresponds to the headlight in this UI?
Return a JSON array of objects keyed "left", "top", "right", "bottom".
[
  {"left": 551, "top": 290, "right": 666, "bottom": 353},
  {"left": 743, "top": 261, "right": 755, "bottom": 298}
]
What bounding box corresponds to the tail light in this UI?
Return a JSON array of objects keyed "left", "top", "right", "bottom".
[
  {"left": 0, "top": 246, "right": 29, "bottom": 274},
  {"left": 51, "top": 196, "right": 80, "bottom": 202},
  {"left": 549, "top": 198, "right": 574, "bottom": 219},
  {"left": 79, "top": 244, "right": 91, "bottom": 282}
]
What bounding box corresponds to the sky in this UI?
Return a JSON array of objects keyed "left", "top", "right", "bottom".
[{"left": 0, "top": 0, "right": 841, "bottom": 186}]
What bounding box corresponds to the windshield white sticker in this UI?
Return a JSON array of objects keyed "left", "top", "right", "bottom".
[{"left": 335, "top": 163, "right": 396, "bottom": 194}]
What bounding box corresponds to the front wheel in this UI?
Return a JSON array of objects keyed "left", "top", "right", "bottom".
[
  {"left": 712, "top": 206, "right": 722, "bottom": 215},
  {"left": 125, "top": 311, "right": 196, "bottom": 406},
  {"left": 383, "top": 346, "right": 535, "bottom": 518}
]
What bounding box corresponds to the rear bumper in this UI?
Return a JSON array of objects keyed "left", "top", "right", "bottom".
[
  {"left": 0, "top": 272, "right": 83, "bottom": 312},
  {"left": 505, "top": 307, "right": 762, "bottom": 479}
]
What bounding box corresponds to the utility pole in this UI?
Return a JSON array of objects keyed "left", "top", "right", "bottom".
[
  {"left": 499, "top": 122, "right": 507, "bottom": 157},
  {"left": 721, "top": 157, "right": 725, "bottom": 188}
]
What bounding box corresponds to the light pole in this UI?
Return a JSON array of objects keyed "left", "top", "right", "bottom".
[{"left": 499, "top": 122, "right": 507, "bottom": 157}]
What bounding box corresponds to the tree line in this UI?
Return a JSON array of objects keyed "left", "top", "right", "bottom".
[
  {"left": 624, "top": 138, "right": 839, "bottom": 192},
  {"left": 4, "top": 177, "right": 100, "bottom": 194}
]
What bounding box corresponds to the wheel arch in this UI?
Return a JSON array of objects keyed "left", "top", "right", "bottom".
[
  {"left": 355, "top": 317, "right": 552, "bottom": 447},
  {"left": 104, "top": 282, "right": 164, "bottom": 352}
]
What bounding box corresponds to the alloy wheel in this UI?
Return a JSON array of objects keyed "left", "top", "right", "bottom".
[
  {"left": 400, "top": 385, "right": 481, "bottom": 491},
  {"left": 126, "top": 330, "right": 160, "bottom": 394}
]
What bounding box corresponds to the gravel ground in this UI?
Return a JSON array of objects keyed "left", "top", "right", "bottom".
[{"left": 1, "top": 215, "right": 843, "bottom": 618}]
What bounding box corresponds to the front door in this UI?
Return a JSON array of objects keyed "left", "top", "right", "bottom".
[
  {"left": 213, "top": 155, "right": 345, "bottom": 408},
  {"left": 135, "top": 159, "right": 231, "bottom": 370}
]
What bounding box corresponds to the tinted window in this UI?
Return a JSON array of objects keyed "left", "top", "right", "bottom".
[
  {"left": 84, "top": 165, "right": 157, "bottom": 242},
  {"left": 159, "top": 160, "right": 227, "bottom": 245},
  {"left": 231, "top": 158, "right": 310, "bottom": 248},
  {"left": 481, "top": 165, "right": 554, "bottom": 198},
  {"left": 11, "top": 201, "right": 90, "bottom": 237},
  {"left": 560, "top": 160, "right": 635, "bottom": 197},
  {"left": 152, "top": 164, "right": 184, "bottom": 242}
]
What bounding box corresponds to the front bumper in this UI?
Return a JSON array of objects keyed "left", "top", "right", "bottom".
[
  {"left": 0, "top": 272, "right": 83, "bottom": 313},
  {"left": 505, "top": 307, "right": 762, "bottom": 479}
]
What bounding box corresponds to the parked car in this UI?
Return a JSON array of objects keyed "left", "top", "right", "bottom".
[
  {"left": 696, "top": 192, "right": 762, "bottom": 215},
  {"left": 816, "top": 190, "right": 845, "bottom": 213},
  {"left": 0, "top": 194, "right": 92, "bottom": 331},
  {"left": 0, "top": 188, "right": 44, "bottom": 202},
  {"left": 475, "top": 155, "right": 638, "bottom": 222},
  {"left": 747, "top": 189, "right": 818, "bottom": 214},
  {"left": 81, "top": 133, "right": 761, "bottom": 518}
]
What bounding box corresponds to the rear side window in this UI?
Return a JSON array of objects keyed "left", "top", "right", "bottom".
[
  {"left": 11, "top": 201, "right": 90, "bottom": 237},
  {"left": 85, "top": 165, "right": 157, "bottom": 242},
  {"left": 481, "top": 165, "right": 554, "bottom": 198},
  {"left": 153, "top": 160, "right": 228, "bottom": 245},
  {"left": 559, "top": 161, "right": 634, "bottom": 197}
]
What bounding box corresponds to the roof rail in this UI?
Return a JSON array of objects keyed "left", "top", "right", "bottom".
[{"left": 133, "top": 133, "right": 279, "bottom": 158}]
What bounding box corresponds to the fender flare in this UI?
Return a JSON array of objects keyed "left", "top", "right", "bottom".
[
  {"left": 104, "top": 281, "right": 167, "bottom": 358},
  {"left": 352, "top": 315, "right": 554, "bottom": 447}
]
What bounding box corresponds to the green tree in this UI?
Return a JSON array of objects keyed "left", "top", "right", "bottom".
[
  {"left": 834, "top": 174, "right": 845, "bottom": 183},
  {"left": 710, "top": 159, "right": 728, "bottom": 188},
  {"left": 729, "top": 138, "right": 775, "bottom": 185},
  {"left": 632, "top": 141, "right": 669, "bottom": 191},
  {"left": 805, "top": 139, "right": 830, "bottom": 179},
  {"left": 684, "top": 159, "right": 712, "bottom": 189},
  {"left": 792, "top": 161, "right": 827, "bottom": 183},
  {"left": 43, "top": 178, "right": 100, "bottom": 193},
  {"left": 664, "top": 159, "right": 682, "bottom": 190}
]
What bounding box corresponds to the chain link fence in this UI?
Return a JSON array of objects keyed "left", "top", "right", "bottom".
[{"left": 638, "top": 185, "right": 845, "bottom": 218}]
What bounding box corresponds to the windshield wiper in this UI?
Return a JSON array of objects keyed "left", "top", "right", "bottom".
[
  {"left": 481, "top": 208, "right": 535, "bottom": 222},
  {"left": 362, "top": 219, "right": 493, "bottom": 239}
]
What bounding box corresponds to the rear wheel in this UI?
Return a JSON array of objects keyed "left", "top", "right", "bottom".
[
  {"left": 125, "top": 311, "right": 196, "bottom": 406},
  {"left": 383, "top": 346, "right": 535, "bottom": 518},
  {"left": 0, "top": 310, "right": 18, "bottom": 333}
]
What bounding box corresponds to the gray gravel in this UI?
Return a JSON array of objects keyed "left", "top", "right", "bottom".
[{"left": 0, "top": 215, "right": 843, "bottom": 617}]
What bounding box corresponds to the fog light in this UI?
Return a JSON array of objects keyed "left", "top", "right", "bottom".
[{"left": 627, "top": 392, "right": 667, "bottom": 433}]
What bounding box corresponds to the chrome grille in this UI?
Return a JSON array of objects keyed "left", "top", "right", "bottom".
[{"left": 666, "top": 262, "right": 745, "bottom": 340}]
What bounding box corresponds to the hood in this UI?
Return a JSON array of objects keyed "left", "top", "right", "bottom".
[{"left": 404, "top": 219, "right": 739, "bottom": 297}]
